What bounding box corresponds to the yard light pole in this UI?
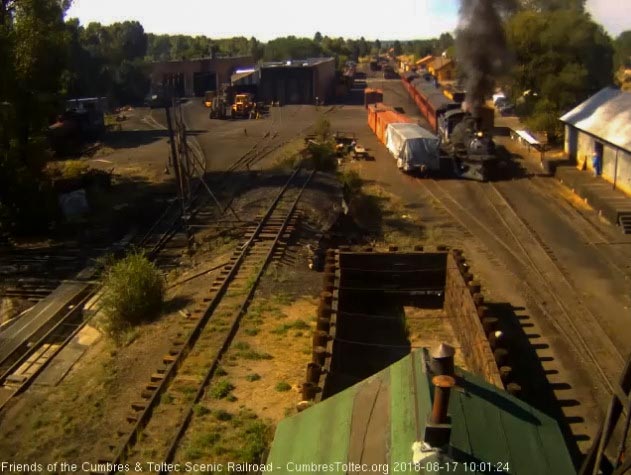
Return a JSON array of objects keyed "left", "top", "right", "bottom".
[{"left": 152, "top": 81, "right": 186, "bottom": 217}]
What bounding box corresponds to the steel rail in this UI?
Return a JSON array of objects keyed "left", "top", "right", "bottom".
[
  {"left": 157, "top": 169, "right": 315, "bottom": 472},
  {"left": 93, "top": 168, "right": 311, "bottom": 474},
  {"left": 421, "top": 178, "right": 623, "bottom": 403},
  {"left": 0, "top": 286, "right": 99, "bottom": 411},
  {"left": 484, "top": 181, "right": 625, "bottom": 398}
]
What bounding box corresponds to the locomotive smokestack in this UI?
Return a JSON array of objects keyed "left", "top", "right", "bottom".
[{"left": 456, "top": 0, "right": 515, "bottom": 117}]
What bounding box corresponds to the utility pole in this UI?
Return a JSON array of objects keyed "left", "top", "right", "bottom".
[{"left": 164, "top": 90, "right": 186, "bottom": 217}]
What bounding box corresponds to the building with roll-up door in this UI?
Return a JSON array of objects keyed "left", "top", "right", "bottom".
[
  {"left": 560, "top": 87, "right": 631, "bottom": 196},
  {"left": 258, "top": 57, "right": 335, "bottom": 105},
  {"left": 150, "top": 56, "right": 254, "bottom": 97}
]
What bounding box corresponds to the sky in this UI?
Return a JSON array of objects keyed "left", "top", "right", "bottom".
[{"left": 66, "top": 0, "right": 628, "bottom": 41}]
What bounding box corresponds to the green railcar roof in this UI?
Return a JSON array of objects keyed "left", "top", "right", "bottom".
[{"left": 267, "top": 349, "right": 576, "bottom": 475}]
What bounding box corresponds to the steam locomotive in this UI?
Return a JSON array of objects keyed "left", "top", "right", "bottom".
[
  {"left": 445, "top": 115, "right": 498, "bottom": 182},
  {"left": 402, "top": 73, "right": 503, "bottom": 181}
]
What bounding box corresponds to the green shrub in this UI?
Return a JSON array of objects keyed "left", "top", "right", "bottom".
[
  {"left": 314, "top": 116, "right": 331, "bottom": 142},
  {"left": 339, "top": 170, "right": 363, "bottom": 199},
  {"left": 237, "top": 420, "right": 273, "bottom": 463},
  {"left": 238, "top": 349, "right": 273, "bottom": 360},
  {"left": 210, "top": 380, "right": 235, "bottom": 399},
  {"left": 100, "top": 252, "right": 164, "bottom": 343},
  {"left": 307, "top": 141, "right": 337, "bottom": 171},
  {"left": 245, "top": 373, "right": 261, "bottom": 382},
  {"left": 524, "top": 99, "right": 564, "bottom": 145},
  {"left": 275, "top": 381, "right": 291, "bottom": 392},
  {"left": 193, "top": 404, "right": 211, "bottom": 417},
  {"left": 271, "top": 320, "right": 309, "bottom": 335},
  {"left": 214, "top": 409, "right": 233, "bottom": 421},
  {"left": 60, "top": 160, "right": 89, "bottom": 179}
]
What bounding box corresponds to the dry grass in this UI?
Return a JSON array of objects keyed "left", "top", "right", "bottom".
[
  {"left": 173, "top": 296, "right": 317, "bottom": 465},
  {"left": 405, "top": 307, "right": 469, "bottom": 370}
]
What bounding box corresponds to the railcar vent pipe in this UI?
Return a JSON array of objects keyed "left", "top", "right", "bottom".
[
  {"left": 430, "top": 375, "right": 456, "bottom": 425},
  {"left": 423, "top": 344, "right": 457, "bottom": 449},
  {"left": 422, "top": 374, "right": 456, "bottom": 448},
  {"left": 430, "top": 343, "right": 455, "bottom": 376}
]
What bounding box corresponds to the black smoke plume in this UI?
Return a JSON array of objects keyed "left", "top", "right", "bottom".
[{"left": 456, "top": 0, "right": 516, "bottom": 117}]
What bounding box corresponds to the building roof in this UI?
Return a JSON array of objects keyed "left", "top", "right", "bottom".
[
  {"left": 149, "top": 55, "right": 252, "bottom": 65},
  {"left": 267, "top": 349, "right": 575, "bottom": 475},
  {"left": 560, "top": 87, "right": 631, "bottom": 153},
  {"left": 416, "top": 55, "right": 434, "bottom": 66},
  {"left": 261, "top": 57, "right": 334, "bottom": 68},
  {"left": 429, "top": 57, "right": 454, "bottom": 72},
  {"left": 231, "top": 70, "right": 257, "bottom": 83}
]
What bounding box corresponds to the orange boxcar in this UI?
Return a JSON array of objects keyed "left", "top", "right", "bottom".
[{"left": 367, "top": 102, "right": 392, "bottom": 133}]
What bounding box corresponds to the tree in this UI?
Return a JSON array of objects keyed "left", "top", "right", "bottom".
[
  {"left": 506, "top": 9, "right": 613, "bottom": 140},
  {"left": 437, "top": 32, "right": 454, "bottom": 53},
  {"left": 0, "top": 0, "right": 68, "bottom": 233},
  {"left": 614, "top": 31, "right": 631, "bottom": 69},
  {"left": 263, "top": 36, "right": 322, "bottom": 61},
  {"left": 519, "top": 0, "right": 584, "bottom": 10},
  {"left": 314, "top": 31, "right": 322, "bottom": 43},
  {"left": 357, "top": 37, "right": 369, "bottom": 58},
  {"left": 393, "top": 40, "right": 403, "bottom": 56},
  {"left": 147, "top": 34, "right": 172, "bottom": 61}
]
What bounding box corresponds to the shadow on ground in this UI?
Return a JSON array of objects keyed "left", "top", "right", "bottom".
[
  {"left": 102, "top": 129, "right": 206, "bottom": 150},
  {"left": 488, "top": 302, "right": 586, "bottom": 468}
]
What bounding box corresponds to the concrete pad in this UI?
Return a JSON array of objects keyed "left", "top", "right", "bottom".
[{"left": 34, "top": 325, "right": 101, "bottom": 387}]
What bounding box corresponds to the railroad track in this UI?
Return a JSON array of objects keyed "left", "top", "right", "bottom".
[
  {"left": 420, "top": 178, "right": 625, "bottom": 404},
  {"left": 526, "top": 176, "right": 631, "bottom": 282},
  {"left": 91, "top": 168, "right": 315, "bottom": 474},
  {"left": 0, "top": 249, "right": 88, "bottom": 284},
  {"left": 0, "top": 104, "right": 326, "bottom": 414},
  {"left": 140, "top": 104, "right": 307, "bottom": 257}
]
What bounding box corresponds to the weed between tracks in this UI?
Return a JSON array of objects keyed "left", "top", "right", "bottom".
[
  {"left": 173, "top": 296, "right": 316, "bottom": 465},
  {"left": 179, "top": 409, "right": 273, "bottom": 467}
]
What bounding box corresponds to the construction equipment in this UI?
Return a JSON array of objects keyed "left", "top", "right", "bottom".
[
  {"left": 203, "top": 90, "right": 216, "bottom": 108},
  {"left": 231, "top": 93, "right": 255, "bottom": 119},
  {"left": 209, "top": 96, "right": 230, "bottom": 119}
]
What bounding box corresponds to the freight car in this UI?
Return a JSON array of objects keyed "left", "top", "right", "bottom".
[{"left": 366, "top": 106, "right": 440, "bottom": 174}]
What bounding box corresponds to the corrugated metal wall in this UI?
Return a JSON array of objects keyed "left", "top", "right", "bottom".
[
  {"left": 576, "top": 129, "right": 595, "bottom": 170},
  {"left": 574, "top": 128, "right": 631, "bottom": 196},
  {"left": 612, "top": 149, "right": 631, "bottom": 196},
  {"left": 260, "top": 68, "right": 313, "bottom": 104},
  {"left": 259, "top": 60, "right": 335, "bottom": 105}
]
